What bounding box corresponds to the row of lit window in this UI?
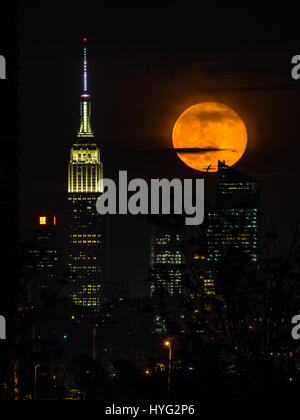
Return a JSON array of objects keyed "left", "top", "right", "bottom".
[{"left": 71, "top": 234, "right": 100, "bottom": 238}]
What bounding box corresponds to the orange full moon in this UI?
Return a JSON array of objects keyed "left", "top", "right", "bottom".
[{"left": 172, "top": 102, "right": 248, "bottom": 172}]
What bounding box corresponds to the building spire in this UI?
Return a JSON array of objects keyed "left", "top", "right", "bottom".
[
  {"left": 78, "top": 37, "right": 94, "bottom": 138},
  {"left": 82, "top": 37, "right": 89, "bottom": 98}
]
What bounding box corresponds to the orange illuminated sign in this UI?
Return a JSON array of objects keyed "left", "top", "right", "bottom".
[{"left": 39, "top": 217, "right": 47, "bottom": 225}]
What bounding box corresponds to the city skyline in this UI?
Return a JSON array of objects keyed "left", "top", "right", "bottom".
[
  {"left": 19, "top": 4, "right": 300, "bottom": 301},
  {"left": 2, "top": 0, "right": 300, "bottom": 402}
]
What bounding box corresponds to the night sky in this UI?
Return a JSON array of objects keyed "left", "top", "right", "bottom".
[{"left": 19, "top": 2, "right": 300, "bottom": 296}]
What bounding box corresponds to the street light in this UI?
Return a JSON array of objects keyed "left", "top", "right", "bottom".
[
  {"left": 92, "top": 324, "right": 98, "bottom": 361},
  {"left": 34, "top": 364, "right": 40, "bottom": 401},
  {"left": 164, "top": 340, "right": 172, "bottom": 400}
]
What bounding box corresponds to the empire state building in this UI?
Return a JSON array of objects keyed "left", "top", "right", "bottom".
[{"left": 68, "top": 38, "right": 104, "bottom": 313}]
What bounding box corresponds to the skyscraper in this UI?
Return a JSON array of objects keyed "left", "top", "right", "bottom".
[
  {"left": 68, "top": 38, "right": 104, "bottom": 313},
  {"left": 206, "top": 161, "right": 260, "bottom": 291}
]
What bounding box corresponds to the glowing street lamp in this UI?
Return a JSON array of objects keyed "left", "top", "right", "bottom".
[
  {"left": 92, "top": 325, "right": 98, "bottom": 361},
  {"left": 34, "top": 364, "right": 40, "bottom": 401},
  {"left": 164, "top": 340, "right": 172, "bottom": 400}
]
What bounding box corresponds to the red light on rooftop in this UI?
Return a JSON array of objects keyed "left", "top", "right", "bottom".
[{"left": 83, "top": 37, "right": 87, "bottom": 43}]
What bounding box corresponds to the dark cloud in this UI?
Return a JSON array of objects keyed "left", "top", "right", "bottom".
[
  {"left": 134, "top": 148, "right": 238, "bottom": 155},
  {"left": 174, "top": 148, "right": 238, "bottom": 154},
  {"left": 212, "top": 84, "right": 300, "bottom": 92}
]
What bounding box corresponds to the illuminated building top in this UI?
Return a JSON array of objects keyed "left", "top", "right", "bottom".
[
  {"left": 69, "top": 37, "right": 103, "bottom": 194},
  {"left": 39, "top": 216, "right": 57, "bottom": 227}
]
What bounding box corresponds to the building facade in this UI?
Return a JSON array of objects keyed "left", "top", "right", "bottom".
[
  {"left": 150, "top": 224, "right": 185, "bottom": 296},
  {"left": 68, "top": 38, "right": 104, "bottom": 313},
  {"left": 206, "top": 161, "right": 260, "bottom": 291}
]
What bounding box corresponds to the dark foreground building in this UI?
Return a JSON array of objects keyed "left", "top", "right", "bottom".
[{"left": 0, "top": 1, "right": 19, "bottom": 399}]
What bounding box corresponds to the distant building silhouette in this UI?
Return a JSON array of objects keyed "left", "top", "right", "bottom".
[
  {"left": 0, "top": 2, "right": 19, "bottom": 300},
  {"left": 27, "top": 216, "right": 61, "bottom": 301},
  {"left": 68, "top": 38, "right": 104, "bottom": 314},
  {"left": 0, "top": 3, "right": 19, "bottom": 398}
]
